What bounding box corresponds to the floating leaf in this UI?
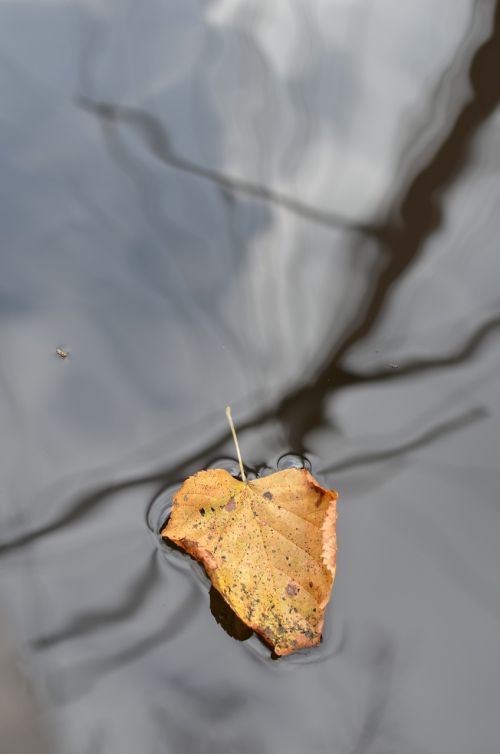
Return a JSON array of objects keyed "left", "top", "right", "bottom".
[{"left": 162, "top": 466, "right": 337, "bottom": 655}]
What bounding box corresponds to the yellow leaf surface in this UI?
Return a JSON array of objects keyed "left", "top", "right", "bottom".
[{"left": 161, "top": 468, "right": 338, "bottom": 656}]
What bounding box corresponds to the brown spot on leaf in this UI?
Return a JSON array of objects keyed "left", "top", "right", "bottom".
[
  {"left": 263, "top": 491, "right": 273, "bottom": 500},
  {"left": 225, "top": 497, "right": 236, "bottom": 512},
  {"left": 285, "top": 582, "right": 299, "bottom": 597},
  {"left": 199, "top": 507, "right": 206, "bottom": 516}
]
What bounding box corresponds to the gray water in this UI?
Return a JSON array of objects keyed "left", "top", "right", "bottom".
[{"left": 1, "top": 1, "right": 500, "bottom": 752}]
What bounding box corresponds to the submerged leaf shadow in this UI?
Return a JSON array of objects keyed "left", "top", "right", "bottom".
[
  {"left": 209, "top": 587, "right": 253, "bottom": 643},
  {"left": 163, "top": 532, "right": 254, "bottom": 644}
]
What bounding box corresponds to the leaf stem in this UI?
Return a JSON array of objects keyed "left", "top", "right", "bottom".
[{"left": 225, "top": 406, "right": 247, "bottom": 483}]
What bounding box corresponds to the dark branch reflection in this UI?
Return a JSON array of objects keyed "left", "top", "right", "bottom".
[
  {"left": 322, "top": 406, "right": 486, "bottom": 475},
  {"left": 348, "top": 314, "right": 500, "bottom": 385},
  {"left": 46, "top": 579, "right": 201, "bottom": 704},
  {"left": 78, "top": 98, "right": 371, "bottom": 235},
  {"left": 31, "top": 552, "right": 161, "bottom": 650},
  {"left": 74, "top": 3, "right": 500, "bottom": 454},
  {"left": 276, "top": 1, "right": 500, "bottom": 447}
]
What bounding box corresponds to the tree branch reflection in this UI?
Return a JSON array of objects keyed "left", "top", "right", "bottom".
[
  {"left": 78, "top": 98, "right": 371, "bottom": 235},
  {"left": 322, "top": 406, "right": 486, "bottom": 475}
]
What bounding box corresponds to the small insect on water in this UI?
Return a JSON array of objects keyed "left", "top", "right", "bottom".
[{"left": 55, "top": 347, "right": 70, "bottom": 359}]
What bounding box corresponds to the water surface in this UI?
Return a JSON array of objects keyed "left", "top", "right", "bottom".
[{"left": 1, "top": 1, "right": 500, "bottom": 752}]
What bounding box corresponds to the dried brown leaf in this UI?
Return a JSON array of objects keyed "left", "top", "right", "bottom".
[{"left": 162, "top": 468, "right": 338, "bottom": 656}]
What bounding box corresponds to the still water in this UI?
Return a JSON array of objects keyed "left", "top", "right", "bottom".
[{"left": 1, "top": 1, "right": 500, "bottom": 752}]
